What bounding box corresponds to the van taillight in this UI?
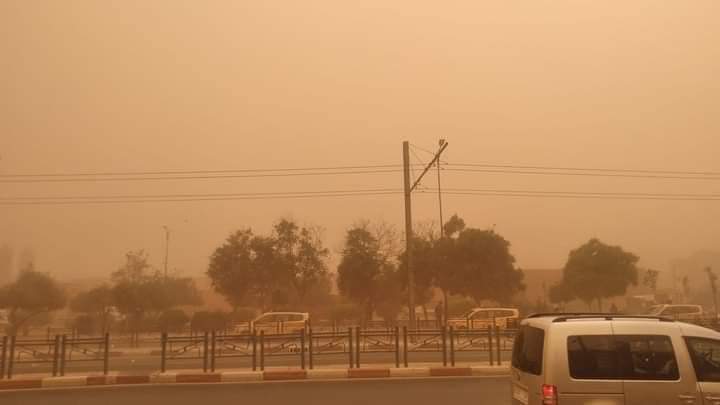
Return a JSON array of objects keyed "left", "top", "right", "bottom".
[{"left": 542, "top": 384, "right": 558, "bottom": 405}]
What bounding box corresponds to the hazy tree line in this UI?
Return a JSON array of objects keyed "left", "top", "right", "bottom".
[{"left": 3, "top": 215, "right": 707, "bottom": 336}]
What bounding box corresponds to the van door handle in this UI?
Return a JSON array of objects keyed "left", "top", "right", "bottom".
[{"left": 705, "top": 395, "right": 720, "bottom": 401}]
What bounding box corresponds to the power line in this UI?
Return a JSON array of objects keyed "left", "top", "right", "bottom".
[
  {"left": 441, "top": 188, "right": 720, "bottom": 198},
  {"left": 431, "top": 191, "right": 720, "bottom": 201},
  {"left": 0, "top": 164, "right": 406, "bottom": 178},
  {"left": 0, "top": 191, "right": 402, "bottom": 206},
  {"left": 445, "top": 168, "right": 720, "bottom": 181},
  {"left": 0, "top": 169, "right": 402, "bottom": 184},
  {"left": 448, "top": 163, "right": 720, "bottom": 177},
  {"left": 4, "top": 188, "right": 720, "bottom": 205},
  {"left": 0, "top": 188, "right": 399, "bottom": 201}
]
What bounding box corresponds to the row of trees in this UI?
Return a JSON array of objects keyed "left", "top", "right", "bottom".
[
  {"left": 1, "top": 216, "right": 659, "bottom": 336},
  {"left": 206, "top": 215, "right": 526, "bottom": 323},
  {"left": 0, "top": 250, "right": 202, "bottom": 335},
  {"left": 71, "top": 250, "right": 201, "bottom": 334}
]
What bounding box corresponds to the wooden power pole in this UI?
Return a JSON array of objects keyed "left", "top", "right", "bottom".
[{"left": 402, "top": 140, "right": 448, "bottom": 329}]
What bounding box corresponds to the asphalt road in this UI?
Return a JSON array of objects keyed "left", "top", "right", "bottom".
[
  {"left": 10, "top": 351, "right": 512, "bottom": 376},
  {"left": 0, "top": 376, "right": 511, "bottom": 405}
]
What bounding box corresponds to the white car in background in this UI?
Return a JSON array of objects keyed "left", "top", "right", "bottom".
[{"left": 644, "top": 304, "right": 705, "bottom": 321}]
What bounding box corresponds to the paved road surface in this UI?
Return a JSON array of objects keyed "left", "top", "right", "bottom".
[{"left": 0, "top": 377, "right": 511, "bottom": 405}]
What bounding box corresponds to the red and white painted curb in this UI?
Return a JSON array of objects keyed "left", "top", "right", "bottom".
[{"left": 0, "top": 366, "right": 508, "bottom": 391}]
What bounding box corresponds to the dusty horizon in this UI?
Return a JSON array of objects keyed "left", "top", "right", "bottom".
[{"left": 2, "top": 1, "right": 719, "bottom": 281}]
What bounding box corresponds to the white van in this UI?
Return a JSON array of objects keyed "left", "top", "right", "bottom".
[{"left": 511, "top": 313, "right": 720, "bottom": 405}]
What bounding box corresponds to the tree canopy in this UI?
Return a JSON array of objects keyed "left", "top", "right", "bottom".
[
  {"left": 108, "top": 250, "right": 201, "bottom": 333},
  {"left": 0, "top": 270, "right": 66, "bottom": 334},
  {"left": 207, "top": 219, "right": 330, "bottom": 311},
  {"left": 558, "top": 238, "right": 639, "bottom": 310},
  {"left": 337, "top": 222, "right": 398, "bottom": 320}
]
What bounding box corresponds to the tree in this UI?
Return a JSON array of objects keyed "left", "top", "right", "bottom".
[
  {"left": 560, "top": 238, "right": 639, "bottom": 311},
  {"left": 446, "top": 295, "right": 476, "bottom": 317},
  {"left": 682, "top": 275, "right": 691, "bottom": 303},
  {"left": 112, "top": 250, "right": 152, "bottom": 284},
  {"left": 643, "top": 269, "right": 660, "bottom": 293},
  {"left": 158, "top": 309, "right": 190, "bottom": 333},
  {"left": 191, "top": 311, "right": 231, "bottom": 332},
  {"left": 450, "top": 228, "right": 524, "bottom": 304},
  {"left": 0, "top": 245, "right": 13, "bottom": 285},
  {"left": 398, "top": 236, "right": 437, "bottom": 317},
  {"left": 70, "top": 285, "right": 115, "bottom": 334},
  {"left": 433, "top": 214, "right": 468, "bottom": 323},
  {"left": 207, "top": 230, "right": 256, "bottom": 309},
  {"left": 337, "top": 223, "right": 389, "bottom": 321},
  {"left": 374, "top": 267, "right": 404, "bottom": 324},
  {"left": 73, "top": 314, "right": 98, "bottom": 335},
  {"left": 111, "top": 251, "right": 200, "bottom": 333},
  {"left": 706, "top": 267, "right": 718, "bottom": 316},
  {"left": 548, "top": 282, "right": 574, "bottom": 311},
  {"left": 207, "top": 219, "right": 330, "bottom": 311},
  {"left": 0, "top": 270, "right": 66, "bottom": 335}
]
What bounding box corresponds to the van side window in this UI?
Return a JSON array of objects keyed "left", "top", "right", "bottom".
[
  {"left": 568, "top": 335, "right": 678, "bottom": 381},
  {"left": 512, "top": 326, "right": 544, "bottom": 375},
  {"left": 568, "top": 335, "right": 619, "bottom": 379},
  {"left": 615, "top": 335, "right": 678, "bottom": 380},
  {"left": 685, "top": 337, "right": 720, "bottom": 382}
]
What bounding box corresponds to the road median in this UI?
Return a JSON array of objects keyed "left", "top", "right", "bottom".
[{"left": 0, "top": 365, "right": 508, "bottom": 392}]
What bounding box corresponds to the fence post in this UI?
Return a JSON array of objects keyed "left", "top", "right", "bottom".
[
  {"left": 449, "top": 327, "right": 455, "bottom": 367},
  {"left": 0, "top": 336, "right": 7, "bottom": 380},
  {"left": 441, "top": 326, "right": 447, "bottom": 367},
  {"left": 300, "top": 329, "right": 306, "bottom": 370},
  {"left": 355, "top": 326, "right": 360, "bottom": 368},
  {"left": 52, "top": 335, "right": 60, "bottom": 376},
  {"left": 308, "top": 328, "right": 314, "bottom": 370},
  {"left": 402, "top": 326, "right": 408, "bottom": 368},
  {"left": 252, "top": 331, "right": 257, "bottom": 371},
  {"left": 103, "top": 333, "right": 110, "bottom": 375},
  {"left": 60, "top": 334, "right": 67, "bottom": 376},
  {"left": 487, "top": 326, "right": 494, "bottom": 366},
  {"left": 7, "top": 336, "right": 16, "bottom": 379},
  {"left": 394, "top": 326, "right": 400, "bottom": 368},
  {"left": 259, "top": 331, "right": 265, "bottom": 371},
  {"left": 495, "top": 326, "right": 502, "bottom": 366},
  {"left": 348, "top": 327, "right": 353, "bottom": 369},
  {"left": 160, "top": 332, "right": 167, "bottom": 373},
  {"left": 210, "top": 331, "right": 216, "bottom": 372},
  {"left": 202, "top": 332, "right": 209, "bottom": 373}
]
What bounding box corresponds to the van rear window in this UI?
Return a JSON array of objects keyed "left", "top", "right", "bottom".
[
  {"left": 512, "top": 326, "right": 544, "bottom": 375},
  {"left": 568, "top": 335, "right": 679, "bottom": 381}
]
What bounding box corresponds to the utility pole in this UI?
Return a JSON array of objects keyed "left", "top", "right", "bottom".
[
  {"left": 436, "top": 139, "right": 448, "bottom": 327},
  {"left": 163, "top": 226, "right": 170, "bottom": 280},
  {"left": 437, "top": 139, "right": 446, "bottom": 235},
  {"left": 402, "top": 142, "right": 415, "bottom": 329},
  {"left": 403, "top": 140, "right": 449, "bottom": 330}
]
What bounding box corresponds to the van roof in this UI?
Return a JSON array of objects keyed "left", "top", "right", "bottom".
[
  {"left": 523, "top": 313, "right": 674, "bottom": 328},
  {"left": 523, "top": 313, "right": 720, "bottom": 338}
]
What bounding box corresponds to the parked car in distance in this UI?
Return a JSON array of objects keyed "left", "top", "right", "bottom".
[
  {"left": 250, "top": 312, "right": 309, "bottom": 334},
  {"left": 511, "top": 313, "right": 720, "bottom": 405},
  {"left": 644, "top": 304, "right": 704, "bottom": 320},
  {"left": 447, "top": 307, "right": 519, "bottom": 329}
]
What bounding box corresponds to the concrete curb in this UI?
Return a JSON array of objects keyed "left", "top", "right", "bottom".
[{"left": 0, "top": 366, "right": 509, "bottom": 391}]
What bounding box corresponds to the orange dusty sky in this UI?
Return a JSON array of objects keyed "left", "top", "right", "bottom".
[{"left": 1, "top": 1, "right": 719, "bottom": 280}]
